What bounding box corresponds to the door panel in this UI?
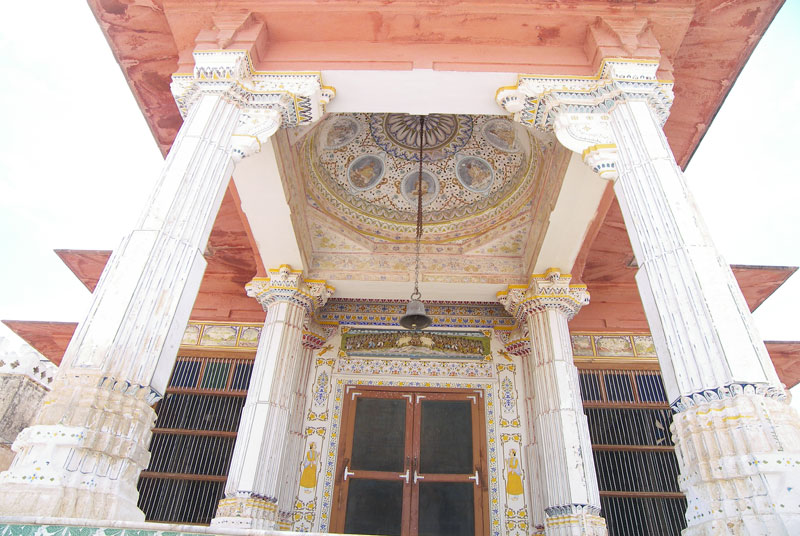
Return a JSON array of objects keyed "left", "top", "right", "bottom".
[
  {"left": 418, "top": 482, "right": 475, "bottom": 536},
  {"left": 351, "top": 397, "right": 407, "bottom": 472},
  {"left": 344, "top": 479, "right": 405, "bottom": 536},
  {"left": 418, "top": 399, "right": 473, "bottom": 474},
  {"left": 332, "top": 387, "right": 487, "bottom": 536}
]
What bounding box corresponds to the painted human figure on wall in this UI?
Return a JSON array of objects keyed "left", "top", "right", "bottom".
[
  {"left": 299, "top": 442, "right": 319, "bottom": 489},
  {"left": 505, "top": 448, "right": 524, "bottom": 497}
]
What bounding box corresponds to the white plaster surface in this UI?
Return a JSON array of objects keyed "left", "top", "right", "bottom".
[
  {"left": 233, "top": 141, "right": 304, "bottom": 271},
  {"left": 324, "top": 70, "right": 518, "bottom": 115},
  {"left": 534, "top": 153, "right": 607, "bottom": 274}
]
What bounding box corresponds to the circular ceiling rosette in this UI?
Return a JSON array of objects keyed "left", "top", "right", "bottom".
[{"left": 370, "top": 113, "right": 473, "bottom": 162}]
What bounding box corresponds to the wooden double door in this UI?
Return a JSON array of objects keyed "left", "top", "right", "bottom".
[{"left": 332, "top": 387, "right": 489, "bottom": 536}]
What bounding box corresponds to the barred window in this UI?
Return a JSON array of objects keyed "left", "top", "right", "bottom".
[
  {"left": 578, "top": 365, "right": 686, "bottom": 536},
  {"left": 137, "top": 352, "right": 253, "bottom": 524}
]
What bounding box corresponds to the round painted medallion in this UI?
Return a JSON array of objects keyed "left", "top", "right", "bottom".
[
  {"left": 347, "top": 155, "right": 385, "bottom": 191},
  {"left": 370, "top": 113, "right": 473, "bottom": 162},
  {"left": 322, "top": 116, "right": 359, "bottom": 149},
  {"left": 400, "top": 170, "right": 439, "bottom": 207},
  {"left": 482, "top": 118, "right": 520, "bottom": 152},
  {"left": 456, "top": 155, "right": 494, "bottom": 194}
]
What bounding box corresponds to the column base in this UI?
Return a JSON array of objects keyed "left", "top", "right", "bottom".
[
  {"left": 674, "top": 391, "right": 800, "bottom": 535},
  {"left": 0, "top": 482, "right": 144, "bottom": 521},
  {"left": 210, "top": 496, "right": 278, "bottom": 531},
  {"left": 0, "top": 375, "right": 156, "bottom": 521},
  {"left": 683, "top": 514, "right": 800, "bottom": 536},
  {"left": 544, "top": 505, "right": 607, "bottom": 536}
]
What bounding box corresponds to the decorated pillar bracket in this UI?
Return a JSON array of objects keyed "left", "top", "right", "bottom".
[
  {"left": 497, "top": 268, "right": 589, "bottom": 326},
  {"left": 171, "top": 50, "right": 335, "bottom": 161},
  {"left": 496, "top": 59, "right": 673, "bottom": 180},
  {"left": 245, "top": 265, "right": 335, "bottom": 316},
  {"left": 302, "top": 319, "right": 337, "bottom": 351}
]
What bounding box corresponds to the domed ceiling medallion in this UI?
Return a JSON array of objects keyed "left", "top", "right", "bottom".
[
  {"left": 400, "top": 169, "right": 439, "bottom": 206},
  {"left": 347, "top": 154, "right": 385, "bottom": 191},
  {"left": 455, "top": 155, "right": 494, "bottom": 194},
  {"left": 370, "top": 113, "right": 473, "bottom": 162}
]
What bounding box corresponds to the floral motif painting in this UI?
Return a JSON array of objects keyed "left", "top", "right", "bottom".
[
  {"left": 181, "top": 324, "right": 201, "bottom": 345},
  {"left": 400, "top": 169, "right": 439, "bottom": 206},
  {"left": 347, "top": 154, "right": 384, "bottom": 191},
  {"left": 456, "top": 155, "right": 494, "bottom": 193}
]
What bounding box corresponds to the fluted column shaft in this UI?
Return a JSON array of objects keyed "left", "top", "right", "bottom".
[
  {"left": 608, "top": 97, "right": 800, "bottom": 535},
  {"left": 518, "top": 346, "right": 545, "bottom": 534},
  {"left": 500, "top": 271, "right": 607, "bottom": 536},
  {"left": 610, "top": 99, "right": 780, "bottom": 401},
  {"left": 0, "top": 92, "right": 241, "bottom": 521},
  {"left": 212, "top": 267, "right": 333, "bottom": 530}
]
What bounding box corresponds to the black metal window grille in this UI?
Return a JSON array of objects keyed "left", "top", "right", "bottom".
[
  {"left": 578, "top": 365, "right": 687, "bottom": 536},
  {"left": 137, "top": 353, "right": 253, "bottom": 524}
]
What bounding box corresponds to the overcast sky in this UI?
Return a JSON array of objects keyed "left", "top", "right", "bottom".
[{"left": 0, "top": 3, "right": 797, "bottom": 351}]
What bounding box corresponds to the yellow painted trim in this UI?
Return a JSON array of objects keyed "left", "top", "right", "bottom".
[
  {"left": 231, "top": 133, "right": 261, "bottom": 153},
  {"left": 495, "top": 84, "right": 522, "bottom": 100},
  {"left": 187, "top": 320, "right": 263, "bottom": 327},
  {"left": 269, "top": 264, "right": 302, "bottom": 273},
  {"left": 581, "top": 143, "right": 617, "bottom": 159}
]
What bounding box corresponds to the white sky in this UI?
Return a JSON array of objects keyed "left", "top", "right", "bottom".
[{"left": 0, "top": 3, "right": 797, "bottom": 351}]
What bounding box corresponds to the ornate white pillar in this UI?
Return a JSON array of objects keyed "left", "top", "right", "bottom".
[
  {"left": 0, "top": 50, "right": 332, "bottom": 521},
  {"left": 211, "top": 266, "right": 333, "bottom": 530},
  {"left": 498, "top": 60, "right": 800, "bottom": 534},
  {"left": 499, "top": 270, "right": 607, "bottom": 536}
]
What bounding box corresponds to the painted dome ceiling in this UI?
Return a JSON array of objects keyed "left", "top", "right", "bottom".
[
  {"left": 273, "top": 112, "right": 564, "bottom": 287},
  {"left": 306, "top": 113, "right": 539, "bottom": 242}
]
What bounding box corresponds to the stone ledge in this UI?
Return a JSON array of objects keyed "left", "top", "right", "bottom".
[{"left": 0, "top": 519, "right": 342, "bottom": 536}]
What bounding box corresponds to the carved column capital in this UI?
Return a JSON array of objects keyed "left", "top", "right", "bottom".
[
  {"left": 496, "top": 59, "right": 673, "bottom": 180},
  {"left": 171, "top": 50, "right": 335, "bottom": 161},
  {"left": 245, "top": 265, "right": 334, "bottom": 316},
  {"left": 497, "top": 268, "right": 589, "bottom": 324}
]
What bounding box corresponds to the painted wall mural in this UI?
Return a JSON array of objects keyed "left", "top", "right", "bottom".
[
  {"left": 340, "top": 327, "right": 491, "bottom": 360},
  {"left": 293, "top": 344, "right": 336, "bottom": 533},
  {"left": 456, "top": 155, "right": 495, "bottom": 194},
  {"left": 570, "top": 333, "right": 657, "bottom": 359}
]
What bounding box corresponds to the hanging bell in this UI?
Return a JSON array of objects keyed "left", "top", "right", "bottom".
[{"left": 399, "top": 298, "right": 432, "bottom": 330}]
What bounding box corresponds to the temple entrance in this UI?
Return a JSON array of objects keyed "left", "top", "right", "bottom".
[{"left": 331, "top": 387, "right": 489, "bottom": 536}]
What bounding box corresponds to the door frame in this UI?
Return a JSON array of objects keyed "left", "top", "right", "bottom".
[{"left": 330, "top": 385, "right": 490, "bottom": 535}]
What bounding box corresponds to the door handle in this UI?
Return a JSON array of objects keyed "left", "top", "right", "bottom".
[
  {"left": 343, "top": 465, "right": 355, "bottom": 481},
  {"left": 399, "top": 469, "right": 410, "bottom": 484},
  {"left": 468, "top": 469, "right": 480, "bottom": 487},
  {"left": 414, "top": 470, "right": 424, "bottom": 484}
]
